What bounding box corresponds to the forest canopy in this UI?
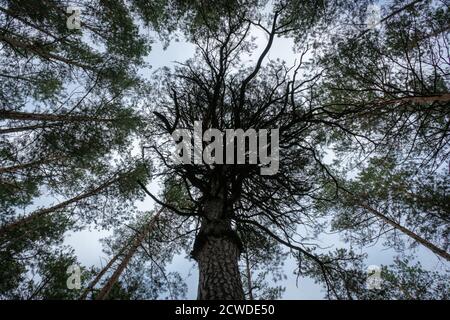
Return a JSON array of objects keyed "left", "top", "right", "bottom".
[{"left": 0, "top": 0, "right": 449, "bottom": 300}]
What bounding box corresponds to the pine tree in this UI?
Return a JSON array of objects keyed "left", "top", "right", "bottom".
[{"left": 1, "top": 0, "right": 448, "bottom": 300}]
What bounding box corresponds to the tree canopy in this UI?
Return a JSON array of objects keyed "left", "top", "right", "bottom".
[{"left": 0, "top": 0, "right": 448, "bottom": 300}]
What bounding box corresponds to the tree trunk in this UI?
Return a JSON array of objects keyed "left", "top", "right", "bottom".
[
  {"left": 358, "top": 201, "right": 450, "bottom": 262},
  {"left": 0, "top": 33, "right": 95, "bottom": 70},
  {"left": 95, "top": 209, "right": 162, "bottom": 300},
  {"left": 192, "top": 189, "right": 244, "bottom": 300},
  {"left": 79, "top": 245, "right": 126, "bottom": 300},
  {"left": 0, "top": 110, "right": 113, "bottom": 123},
  {"left": 0, "top": 124, "right": 60, "bottom": 134},
  {"left": 244, "top": 249, "right": 254, "bottom": 300},
  {"left": 0, "top": 156, "right": 61, "bottom": 174},
  {"left": 0, "top": 175, "right": 119, "bottom": 237},
  {"left": 195, "top": 237, "right": 244, "bottom": 300}
]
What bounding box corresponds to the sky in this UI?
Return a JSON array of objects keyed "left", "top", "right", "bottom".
[{"left": 62, "top": 26, "right": 449, "bottom": 299}]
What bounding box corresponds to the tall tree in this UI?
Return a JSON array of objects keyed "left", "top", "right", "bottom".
[
  {"left": 319, "top": 157, "right": 450, "bottom": 261},
  {"left": 303, "top": 252, "right": 450, "bottom": 300},
  {"left": 142, "top": 1, "right": 449, "bottom": 299},
  {"left": 144, "top": 6, "right": 356, "bottom": 299},
  {"left": 1, "top": 0, "right": 448, "bottom": 300}
]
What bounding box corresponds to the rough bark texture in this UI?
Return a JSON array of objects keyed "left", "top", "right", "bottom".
[
  {"left": 192, "top": 181, "right": 245, "bottom": 300},
  {"left": 195, "top": 235, "right": 244, "bottom": 300}
]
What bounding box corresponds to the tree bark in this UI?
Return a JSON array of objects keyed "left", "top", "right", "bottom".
[
  {"left": 244, "top": 249, "right": 254, "bottom": 300},
  {"left": 358, "top": 201, "right": 450, "bottom": 262},
  {"left": 95, "top": 209, "right": 162, "bottom": 300},
  {"left": 192, "top": 186, "right": 244, "bottom": 300},
  {"left": 195, "top": 235, "right": 244, "bottom": 300},
  {"left": 0, "top": 110, "right": 113, "bottom": 123},
  {"left": 0, "top": 156, "right": 62, "bottom": 174},
  {"left": 0, "top": 175, "right": 119, "bottom": 237}
]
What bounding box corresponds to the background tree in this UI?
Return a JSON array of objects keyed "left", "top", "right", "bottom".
[
  {"left": 239, "top": 224, "right": 287, "bottom": 300},
  {"left": 298, "top": 0, "right": 450, "bottom": 260},
  {"left": 320, "top": 156, "right": 449, "bottom": 261},
  {"left": 302, "top": 252, "right": 450, "bottom": 300}
]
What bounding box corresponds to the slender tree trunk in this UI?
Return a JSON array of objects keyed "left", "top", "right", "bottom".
[
  {"left": 0, "top": 33, "right": 95, "bottom": 70},
  {"left": 358, "top": 201, "right": 450, "bottom": 262},
  {"left": 375, "top": 93, "right": 450, "bottom": 108},
  {"left": 0, "top": 156, "right": 61, "bottom": 174},
  {"left": 0, "top": 110, "right": 113, "bottom": 123},
  {"left": 0, "top": 176, "right": 119, "bottom": 237},
  {"left": 95, "top": 209, "right": 162, "bottom": 300},
  {"left": 0, "top": 124, "right": 60, "bottom": 134},
  {"left": 27, "top": 273, "right": 53, "bottom": 300},
  {"left": 192, "top": 188, "right": 244, "bottom": 300},
  {"left": 244, "top": 249, "right": 254, "bottom": 300},
  {"left": 79, "top": 246, "right": 126, "bottom": 300}
]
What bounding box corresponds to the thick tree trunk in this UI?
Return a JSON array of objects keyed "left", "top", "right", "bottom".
[
  {"left": 195, "top": 235, "right": 244, "bottom": 300},
  {"left": 192, "top": 186, "right": 244, "bottom": 300}
]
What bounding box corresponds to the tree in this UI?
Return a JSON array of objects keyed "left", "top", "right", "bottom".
[
  {"left": 1, "top": 0, "right": 256, "bottom": 297},
  {"left": 142, "top": 1, "right": 449, "bottom": 299},
  {"left": 1, "top": 0, "right": 448, "bottom": 300},
  {"left": 303, "top": 252, "right": 450, "bottom": 300},
  {"left": 94, "top": 207, "right": 163, "bottom": 300},
  {"left": 143, "top": 6, "right": 356, "bottom": 299},
  {"left": 239, "top": 223, "right": 287, "bottom": 300},
  {"left": 300, "top": 0, "right": 450, "bottom": 260},
  {"left": 0, "top": 0, "right": 152, "bottom": 254},
  {"left": 322, "top": 156, "right": 449, "bottom": 261}
]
